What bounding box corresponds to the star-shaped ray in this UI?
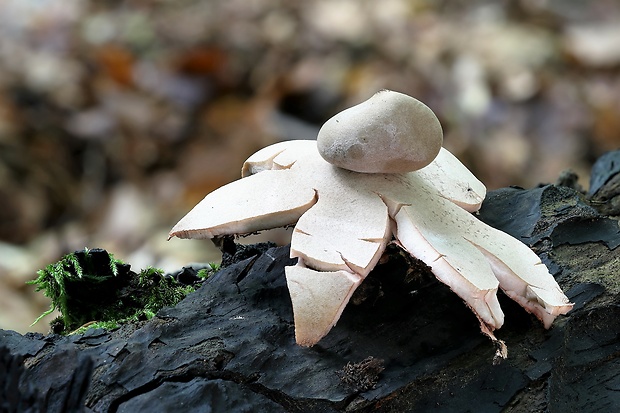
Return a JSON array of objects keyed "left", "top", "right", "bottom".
[{"left": 170, "top": 140, "right": 572, "bottom": 347}]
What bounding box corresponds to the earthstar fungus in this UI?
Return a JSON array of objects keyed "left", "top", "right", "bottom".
[{"left": 170, "top": 90, "right": 572, "bottom": 356}]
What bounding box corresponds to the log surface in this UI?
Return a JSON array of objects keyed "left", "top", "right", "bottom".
[{"left": 2, "top": 151, "right": 619, "bottom": 413}]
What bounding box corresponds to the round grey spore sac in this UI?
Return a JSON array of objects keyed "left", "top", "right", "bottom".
[{"left": 317, "top": 90, "right": 443, "bottom": 174}]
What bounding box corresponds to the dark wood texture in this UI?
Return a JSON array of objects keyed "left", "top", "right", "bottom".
[{"left": 2, "top": 151, "right": 619, "bottom": 413}]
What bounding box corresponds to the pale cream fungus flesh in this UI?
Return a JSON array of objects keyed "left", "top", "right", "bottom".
[{"left": 169, "top": 91, "right": 572, "bottom": 359}]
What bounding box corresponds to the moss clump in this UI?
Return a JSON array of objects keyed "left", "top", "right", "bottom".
[
  {"left": 28, "top": 248, "right": 198, "bottom": 334},
  {"left": 196, "top": 263, "right": 220, "bottom": 279}
]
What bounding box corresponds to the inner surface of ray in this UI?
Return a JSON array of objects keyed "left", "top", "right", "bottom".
[
  {"left": 170, "top": 139, "right": 573, "bottom": 349},
  {"left": 291, "top": 183, "right": 392, "bottom": 277}
]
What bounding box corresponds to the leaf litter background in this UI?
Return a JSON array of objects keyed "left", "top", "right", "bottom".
[{"left": 0, "top": 0, "right": 619, "bottom": 334}]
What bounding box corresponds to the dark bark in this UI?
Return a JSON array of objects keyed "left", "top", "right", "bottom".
[{"left": 2, "top": 150, "right": 619, "bottom": 413}]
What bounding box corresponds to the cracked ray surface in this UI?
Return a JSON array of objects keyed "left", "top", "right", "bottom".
[{"left": 170, "top": 140, "right": 572, "bottom": 348}]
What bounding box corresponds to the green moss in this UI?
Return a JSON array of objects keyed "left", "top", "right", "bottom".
[
  {"left": 136, "top": 266, "right": 195, "bottom": 318},
  {"left": 196, "top": 263, "right": 220, "bottom": 279},
  {"left": 28, "top": 248, "right": 203, "bottom": 335},
  {"left": 70, "top": 320, "right": 121, "bottom": 335}
]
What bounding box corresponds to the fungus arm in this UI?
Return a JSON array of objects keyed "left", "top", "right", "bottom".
[
  {"left": 412, "top": 148, "right": 486, "bottom": 212},
  {"left": 169, "top": 171, "right": 317, "bottom": 239}
]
